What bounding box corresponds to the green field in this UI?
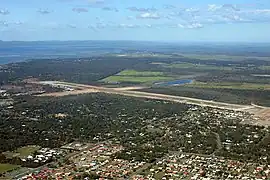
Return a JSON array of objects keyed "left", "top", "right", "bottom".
[
  {"left": 259, "top": 65, "right": 270, "bottom": 70},
  {"left": 102, "top": 76, "right": 173, "bottom": 83},
  {"left": 186, "top": 81, "right": 270, "bottom": 90},
  {"left": 102, "top": 70, "right": 173, "bottom": 84},
  {"left": 16, "top": 146, "right": 40, "bottom": 157},
  {"left": 3, "top": 145, "right": 40, "bottom": 159},
  {"left": 0, "top": 164, "right": 20, "bottom": 173},
  {"left": 163, "top": 62, "right": 233, "bottom": 71},
  {"left": 117, "top": 70, "right": 164, "bottom": 76}
]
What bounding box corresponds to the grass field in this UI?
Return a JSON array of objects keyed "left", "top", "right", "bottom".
[
  {"left": 102, "top": 70, "right": 173, "bottom": 84},
  {"left": 259, "top": 66, "right": 270, "bottom": 70},
  {"left": 3, "top": 145, "right": 40, "bottom": 159},
  {"left": 163, "top": 62, "right": 233, "bottom": 71},
  {"left": 0, "top": 164, "right": 20, "bottom": 173},
  {"left": 16, "top": 146, "right": 40, "bottom": 158},
  {"left": 186, "top": 81, "right": 270, "bottom": 90},
  {"left": 102, "top": 76, "right": 173, "bottom": 83},
  {"left": 117, "top": 70, "right": 164, "bottom": 76}
]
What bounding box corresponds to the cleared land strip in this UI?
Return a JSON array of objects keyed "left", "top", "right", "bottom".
[{"left": 36, "top": 81, "right": 257, "bottom": 111}]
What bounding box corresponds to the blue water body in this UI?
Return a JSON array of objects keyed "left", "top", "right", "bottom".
[
  {"left": 158, "top": 79, "right": 193, "bottom": 86},
  {"left": 0, "top": 41, "right": 126, "bottom": 64},
  {"left": 1, "top": 41, "right": 270, "bottom": 65}
]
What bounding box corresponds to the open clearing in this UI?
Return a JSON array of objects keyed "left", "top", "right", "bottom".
[
  {"left": 117, "top": 70, "right": 164, "bottom": 76},
  {"left": 102, "top": 76, "right": 173, "bottom": 83},
  {"left": 16, "top": 146, "right": 40, "bottom": 158},
  {"left": 102, "top": 70, "right": 174, "bottom": 84},
  {"left": 3, "top": 145, "right": 40, "bottom": 159},
  {"left": 0, "top": 164, "right": 20, "bottom": 174}
]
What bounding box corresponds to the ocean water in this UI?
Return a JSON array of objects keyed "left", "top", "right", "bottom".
[
  {"left": 0, "top": 41, "right": 126, "bottom": 64},
  {"left": 1, "top": 41, "right": 270, "bottom": 65}
]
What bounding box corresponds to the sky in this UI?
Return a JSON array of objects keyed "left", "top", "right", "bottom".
[{"left": 0, "top": 0, "right": 270, "bottom": 42}]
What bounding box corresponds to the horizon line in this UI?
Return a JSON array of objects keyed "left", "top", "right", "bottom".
[{"left": 1, "top": 40, "right": 270, "bottom": 44}]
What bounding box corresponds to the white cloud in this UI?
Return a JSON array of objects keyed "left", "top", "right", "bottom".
[
  {"left": 37, "top": 9, "right": 52, "bottom": 14},
  {"left": 72, "top": 8, "right": 88, "bottom": 13},
  {"left": 187, "top": 23, "right": 203, "bottom": 29},
  {"left": 223, "top": 15, "right": 243, "bottom": 21},
  {"left": 67, "top": 24, "right": 76, "bottom": 28},
  {"left": 127, "top": 7, "right": 157, "bottom": 12},
  {"left": 0, "top": 21, "right": 8, "bottom": 27},
  {"left": 127, "top": 16, "right": 134, "bottom": 20},
  {"left": 118, "top": 24, "right": 140, "bottom": 28},
  {"left": 222, "top": 4, "right": 240, "bottom": 11},
  {"left": 0, "top": 9, "right": 10, "bottom": 15},
  {"left": 185, "top": 8, "right": 199, "bottom": 13},
  {"left": 254, "top": 9, "right": 270, "bottom": 13},
  {"left": 177, "top": 24, "right": 185, "bottom": 28},
  {"left": 137, "top": 12, "right": 161, "bottom": 19},
  {"left": 208, "top": 4, "right": 222, "bottom": 11},
  {"left": 102, "top": 7, "right": 118, "bottom": 12},
  {"left": 13, "top": 21, "right": 24, "bottom": 25},
  {"left": 163, "top": 4, "right": 176, "bottom": 9},
  {"left": 174, "top": 23, "right": 203, "bottom": 29}
]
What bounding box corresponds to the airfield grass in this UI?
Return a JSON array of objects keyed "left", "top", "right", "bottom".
[
  {"left": 0, "top": 164, "right": 20, "bottom": 173},
  {"left": 117, "top": 70, "right": 164, "bottom": 76},
  {"left": 186, "top": 81, "right": 270, "bottom": 90},
  {"left": 102, "top": 70, "right": 173, "bottom": 83},
  {"left": 3, "top": 145, "right": 40, "bottom": 159},
  {"left": 102, "top": 76, "right": 173, "bottom": 83}
]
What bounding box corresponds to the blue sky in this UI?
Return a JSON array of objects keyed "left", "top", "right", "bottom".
[{"left": 0, "top": 0, "right": 270, "bottom": 42}]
